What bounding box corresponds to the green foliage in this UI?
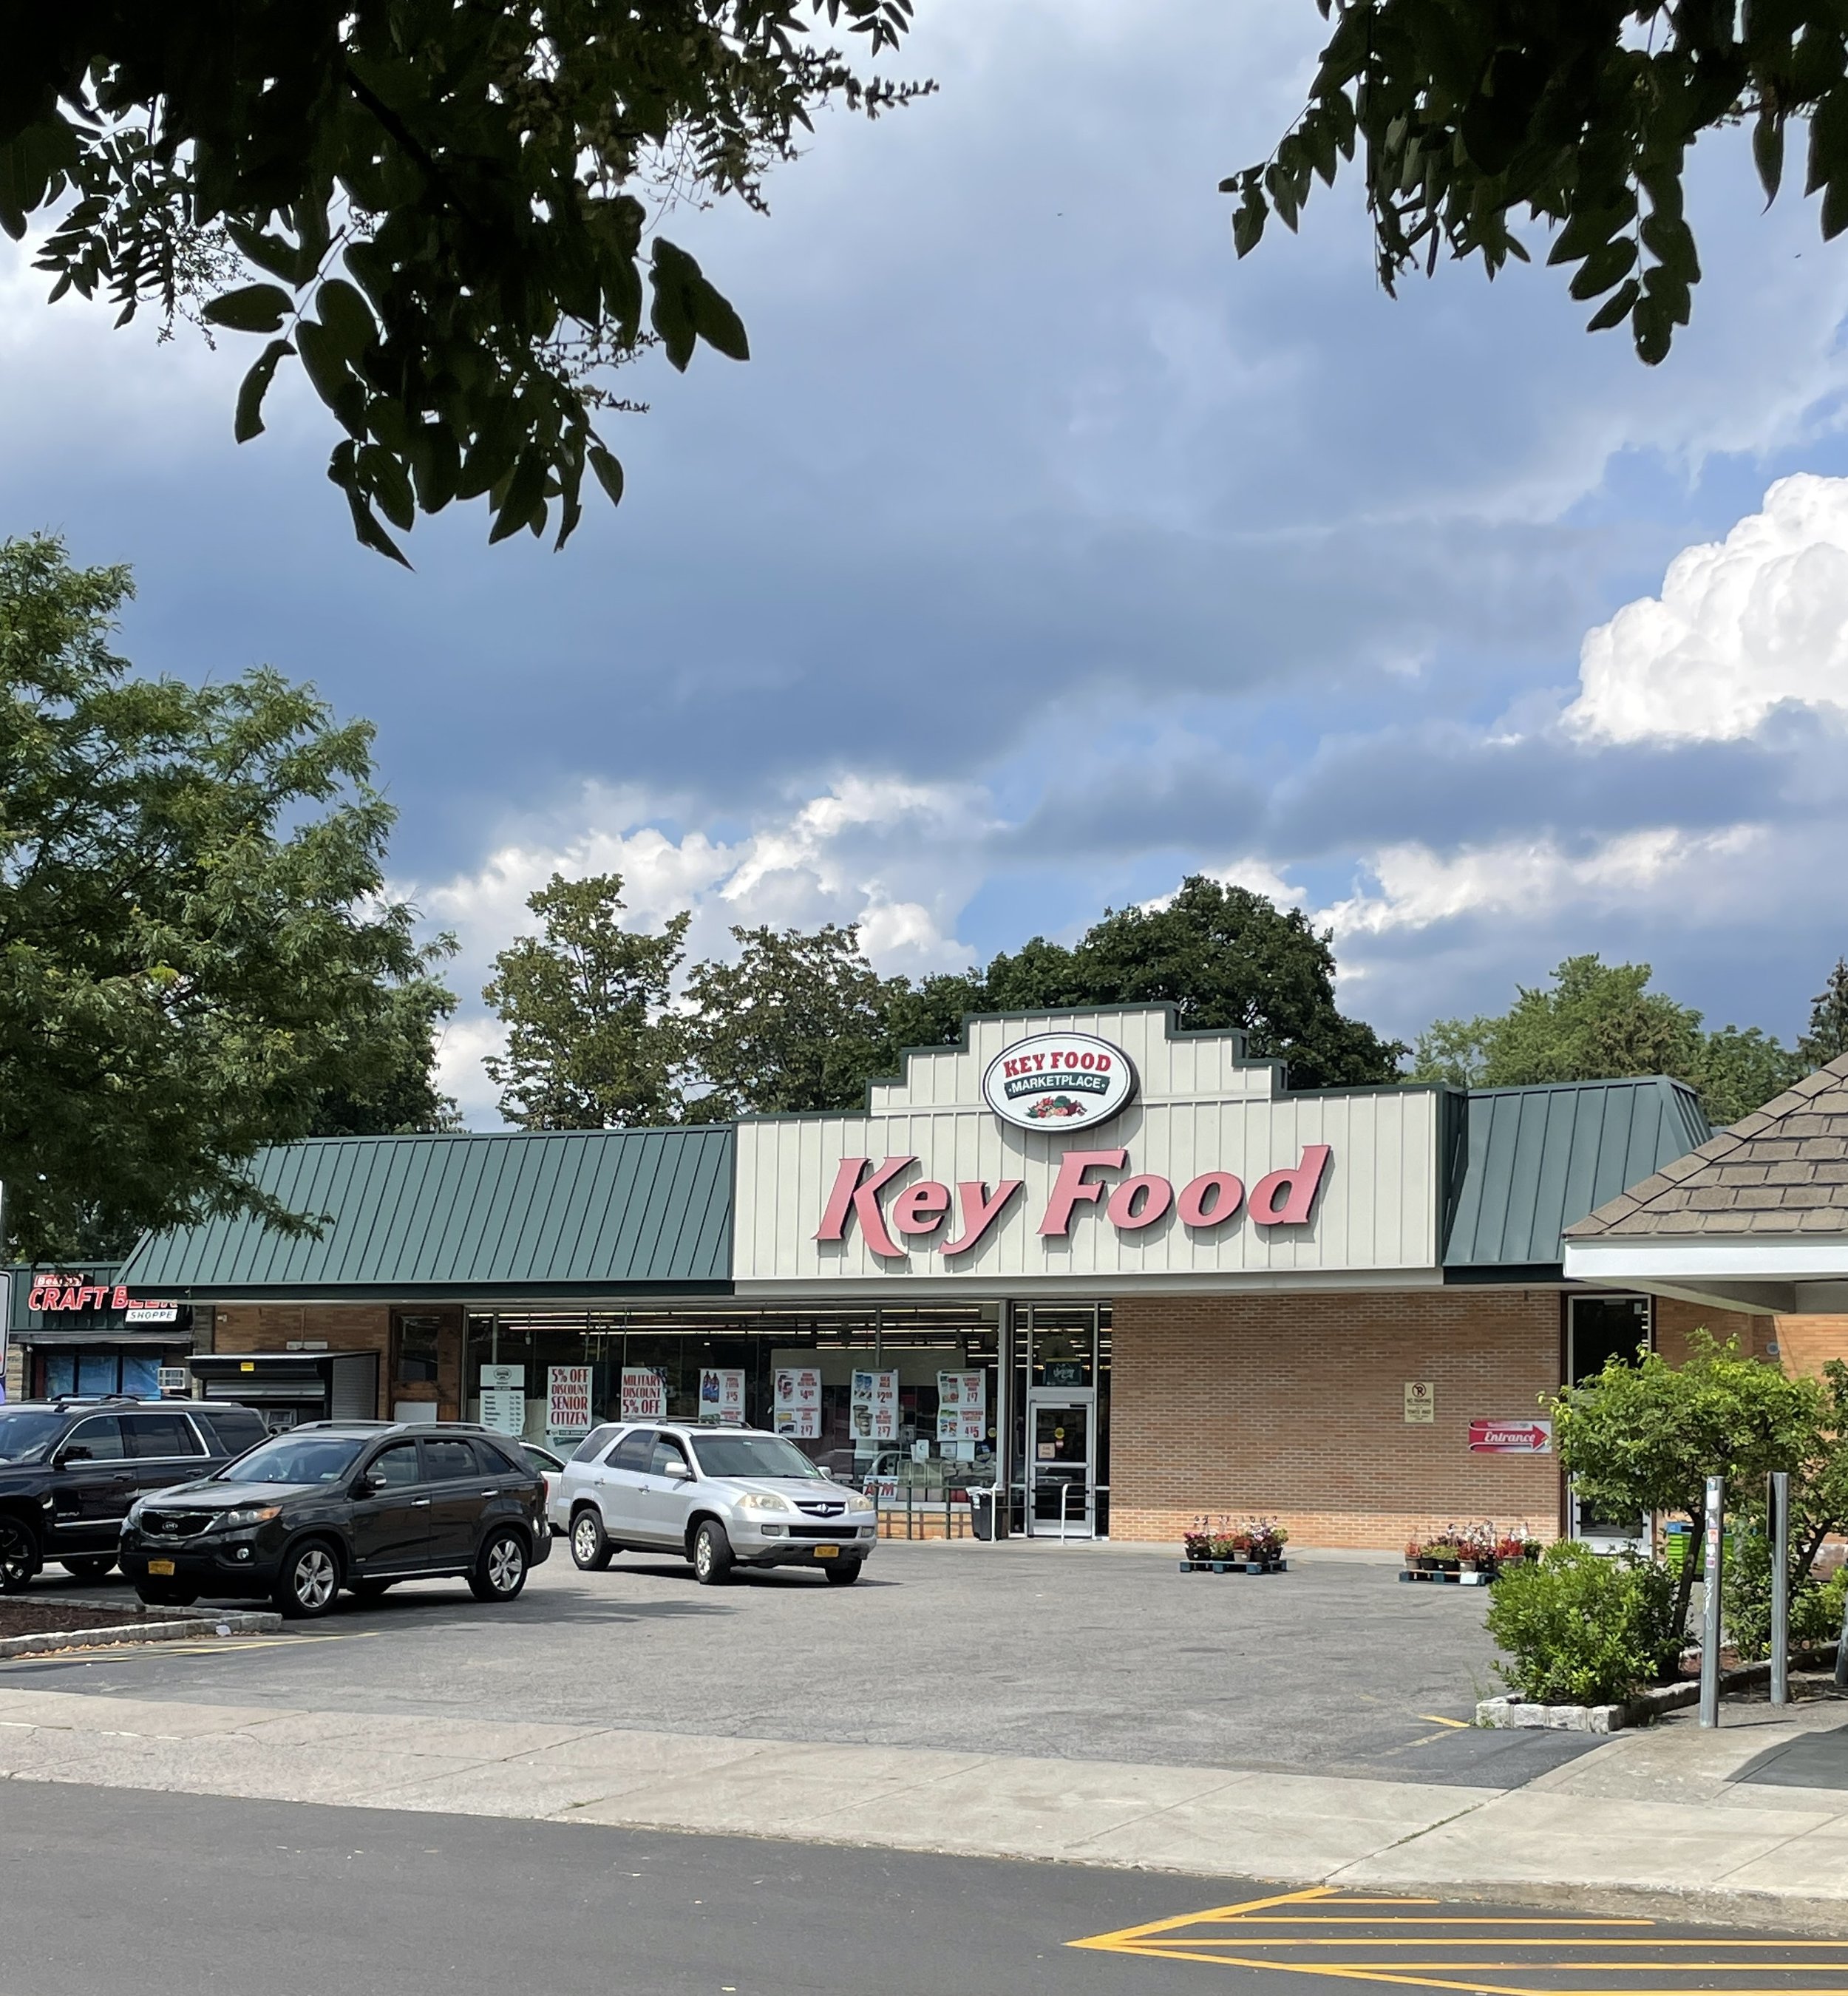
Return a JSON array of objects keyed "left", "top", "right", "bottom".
[
  {"left": 0, "top": 534, "right": 455, "bottom": 1260},
  {"left": 1223, "top": 2, "right": 1848, "bottom": 365},
  {"left": 1724, "top": 1538, "right": 1848, "bottom": 1663},
  {"left": 1799, "top": 958, "right": 1848, "bottom": 1067},
  {"left": 1405, "top": 955, "right": 1801, "bottom": 1126},
  {"left": 482, "top": 874, "right": 686, "bottom": 1129},
  {"left": 306, "top": 960, "right": 461, "bottom": 1137},
  {"left": 1554, "top": 1330, "right": 1823, "bottom": 1642},
  {"left": 4, "top": 3, "right": 927, "bottom": 560},
  {"left": 910, "top": 878, "right": 1404, "bottom": 1090},
  {"left": 682, "top": 923, "right": 906, "bottom": 1117},
  {"left": 1485, "top": 1544, "right": 1679, "bottom": 1706}
]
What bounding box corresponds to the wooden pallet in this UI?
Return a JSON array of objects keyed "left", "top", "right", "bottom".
[
  {"left": 1399, "top": 1566, "right": 1493, "bottom": 1586},
  {"left": 1177, "top": 1558, "right": 1288, "bottom": 1575}
]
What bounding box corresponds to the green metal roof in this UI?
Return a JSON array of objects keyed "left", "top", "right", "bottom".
[
  {"left": 1443, "top": 1077, "right": 1710, "bottom": 1272},
  {"left": 118, "top": 1127, "right": 734, "bottom": 1300}
]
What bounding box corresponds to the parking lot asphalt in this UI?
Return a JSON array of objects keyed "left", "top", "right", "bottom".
[
  {"left": 1, "top": 1782, "right": 1838, "bottom": 1996},
  {"left": 6, "top": 1541, "right": 1596, "bottom": 1789}
]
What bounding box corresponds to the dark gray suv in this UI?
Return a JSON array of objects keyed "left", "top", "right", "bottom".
[{"left": 118, "top": 1421, "right": 550, "bottom": 1617}]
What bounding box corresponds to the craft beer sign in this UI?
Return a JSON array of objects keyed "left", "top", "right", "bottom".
[
  {"left": 982, "top": 1031, "right": 1136, "bottom": 1132},
  {"left": 732, "top": 1008, "right": 1442, "bottom": 1291}
]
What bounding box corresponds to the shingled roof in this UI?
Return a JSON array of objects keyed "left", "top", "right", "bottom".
[{"left": 1563, "top": 1053, "right": 1848, "bottom": 1240}]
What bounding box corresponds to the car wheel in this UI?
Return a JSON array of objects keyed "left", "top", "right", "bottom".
[
  {"left": 570, "top": 1508, "right": 613, "bottom": 1571},
  {"left": 469, "top": 1528, "right": 529, "bottom": 1603},
  {"left": 349, "top": 1578, "right": 393, "bottom": 1600},
  {"left": 691, "top": 1518, "right": 734, "bottom": 1586},
  {"left": 135, "top": 1583, "right": 200, "bottom": 1609},
  {"left": 61, "top": 1556, "right": 116, "bottom": 1582},
  {"left": 823, "top": 1560, "right": 864, "bottom": 1586},
  {"left": 0, "top": 1515, "right": 41, "bottom": 1593},
  {"left": 274, "top": 1538, "right": 342, "bottom": 1619}
]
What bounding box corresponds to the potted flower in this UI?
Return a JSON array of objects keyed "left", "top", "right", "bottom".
[
  {"left": 1404, "top": 1537, "right": 1424, "bottom": 1572},
  {"left": 1182, "top": 1530, "right": 1212, "bottom": 1564}
]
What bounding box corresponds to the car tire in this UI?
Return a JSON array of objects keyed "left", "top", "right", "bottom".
[
  {"left": 0, "top": 1515, "right": 42, "bottom": 1593},
  {"left": 570, "top": 1508, "right": 613, "bottom": 1571},
  {"left": 469, "top": 1527, "right": 529, "bottom": 1603},
  {"left": 61, "top": 1556, "right": 116, "bottom": 1582},
  {"left": 823, "top": 1560, "right": 864, "bottom": 1586},
  {"left": 274, "top": 1538, "right": 342, "bottom": 1619},
  {"left": 349, "top": 1578, "right": 393, "bottom": 1600},
  {"left": 135, "top": 1583, "right": 200, "bottom": 1609},
  {"left": 691, "top": 1518, "right": 734, "bottom": 1586}
]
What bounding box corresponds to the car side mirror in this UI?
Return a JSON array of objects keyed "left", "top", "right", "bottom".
[
  {"left": 360, "top": 1470, "right": 388, "bottom": 1495},
  {"left": 57, "top": 1445, "right": 92, "bottom": 1466},
  {"left": 670, "top": 1462, "right": 694, "bottom": 1481}
]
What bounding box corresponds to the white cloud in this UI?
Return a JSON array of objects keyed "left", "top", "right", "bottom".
[
  {"left": 1567, "top": 473, "right": 1848, "bottom": 744},
  {"left": 1319, "top": 826, "right": 1764, "bottom": 941},
  {"left": 413, "top": 775, "right": 991, "bottom": 1121}
]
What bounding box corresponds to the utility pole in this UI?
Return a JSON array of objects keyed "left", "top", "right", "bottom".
[
  {"left": 1699, "top": 1474, "right": 1725, "bottom": 1728},
  {"left": 1769, "top": 1470, "right": 1790, "bottom": 1708}
]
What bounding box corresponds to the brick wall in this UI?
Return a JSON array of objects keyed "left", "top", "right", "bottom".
[
  {"left": 1110, "top": 1287, "right": 1563, "bottom": 1549},
  {"left": 1652, "top": 1296, "right": 1773, "bottom": 1365},
  {"left": 211, "top": 1304, "right": 394, "bottom": 1417},
  {"left": 1773, "top": 1314, "right": 1848, "bottom": 1379}
]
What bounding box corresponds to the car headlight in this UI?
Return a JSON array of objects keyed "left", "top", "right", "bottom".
[
  {"left": 125, "top": 1499, "right": 145, "bottom": 1526},
  {"left": 738, "top": 1492, "right": 791, "bottom": 1513},
  {"left": 848, "top": 1494, "right": 875, "bottom": 1515},
  {"left": 219, "top": 1505, "right": 282, "bottom": 1530}
]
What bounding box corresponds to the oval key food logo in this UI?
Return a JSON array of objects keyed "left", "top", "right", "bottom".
[{"left": 982, "top": 1031, "right": 1138, "bottom": 1133}]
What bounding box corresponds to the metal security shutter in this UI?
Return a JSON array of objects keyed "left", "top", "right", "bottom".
[{"left": 330, "top": 1351, "right": 378, "bottom": 1422}]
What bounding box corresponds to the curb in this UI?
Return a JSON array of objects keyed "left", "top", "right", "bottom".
[
  {"left": 1477, "top": 1655, "right": 1840, "bottom": 1731},
  {"left": 0, "top": 1610, "right": 282, "bottom": 1658}
]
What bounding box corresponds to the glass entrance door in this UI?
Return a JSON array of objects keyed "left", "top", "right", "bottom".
[
  {"left": 1567, "top": 1294, "right": 1652, "bottom": 1550},
  {"left": 1025, "top": 1390, "right": 1094, "bottom": 1538}
]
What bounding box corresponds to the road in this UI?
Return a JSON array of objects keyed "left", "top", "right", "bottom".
[{"left": 2, "top": 1783, "right": 1843, "bottom": 1996}]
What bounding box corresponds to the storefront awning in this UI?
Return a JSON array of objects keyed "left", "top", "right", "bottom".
[
  {"left": 118, "top": 1126, "right": 735, "bottom": 1302},
  {"left": 1563, "top": 1054, "right": 1848, "bottom": 1314}
]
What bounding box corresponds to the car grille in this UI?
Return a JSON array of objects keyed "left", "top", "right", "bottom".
[
  {"left": 794, "top": 1501, "right": 845, "bottom": 1518},
  {"left": 787, "top": 1525, "right": 855, "bottom": 1541},
  {"left": 146, "top": 1512, "right": 216, "bottom": 1538}
]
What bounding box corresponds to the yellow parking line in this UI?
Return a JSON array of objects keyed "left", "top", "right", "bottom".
[{"left": 1417, "top": 1715, "right": 1471, "bottom": 1728}]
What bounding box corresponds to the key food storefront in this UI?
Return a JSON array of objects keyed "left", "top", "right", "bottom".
[{"left": 118, "top": 1005, "right": 1734, "bottom": 1547}]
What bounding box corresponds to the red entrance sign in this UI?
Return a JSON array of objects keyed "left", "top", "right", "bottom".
[{"left": 1469, "top": 1418, "right": 1552, "bottom": 1455}]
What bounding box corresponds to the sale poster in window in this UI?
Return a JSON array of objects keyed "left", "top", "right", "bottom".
[
  {"left": 851, "top": 1368, "right": 899, "bottom": 1444},
  {"left": 936, "top": 1370, "right": 987, "bottom": 1443},
  {"left": 620, "top": 1367, "right": 667, "bottom": 1422},
  {"left": 700, "top": 1367, "right": 747, "bottom": 1425},
  {"left": 774, "top": 1365, "right": 823, "bottom": 1440}
]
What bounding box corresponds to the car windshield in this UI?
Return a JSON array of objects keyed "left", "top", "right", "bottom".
[
  {"left": 0, "top": 1411, "right": 69, "bottom": 1464},
  {"left": 213, "top": 1435, "right": 364, "bottom": 1486},
  {"left": 689, "top": 1433, "right": 826, "bottom": 1481}
]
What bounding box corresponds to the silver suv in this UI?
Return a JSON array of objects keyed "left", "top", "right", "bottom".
[{"left": 552, "top": 1424, "right": 877, "bottom": 1585}]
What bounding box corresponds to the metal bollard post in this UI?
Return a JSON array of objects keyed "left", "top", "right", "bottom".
[
  {"left": 1836, "top": 1573, "right": 1848, "bottom": 1692},
  {"left": 1699, "top": 1474, "right": 1725, "bottom": 1728},
  {"left": 1770, "top": 1470, "right": 1790, "bottom": 1708}
]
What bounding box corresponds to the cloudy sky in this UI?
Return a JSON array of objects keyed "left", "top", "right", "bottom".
[{"left": 6, "top": 2, "right": 1848, "bottom": 1123}]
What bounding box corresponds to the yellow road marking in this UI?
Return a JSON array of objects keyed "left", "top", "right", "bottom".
[
  {"left": 1417, "top": 1715, "right": 1471, "bottom": 1728},
  {"left": 1068, "top": 1886, "right": 1848, "bottom": 1994}
]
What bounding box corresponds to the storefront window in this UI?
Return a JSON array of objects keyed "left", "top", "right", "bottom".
[
  {"left": 41, "top": 1350, "right": 166, "bottom": 1399},
  {"left": 393, "top": 1314, "right": 443, "bottom": 1385}
]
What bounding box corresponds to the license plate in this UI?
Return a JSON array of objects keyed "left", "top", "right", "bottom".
[
  {"left": 813, "top": 1544, "right": 838, "bottom": 1559},
  {"left": 146, "top": 1558, "right": 175, "bottom": 1577}
]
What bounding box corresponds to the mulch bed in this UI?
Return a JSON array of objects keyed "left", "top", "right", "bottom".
[{"left": 0, "top": 1599, "right": 153, "bottom": 1640}]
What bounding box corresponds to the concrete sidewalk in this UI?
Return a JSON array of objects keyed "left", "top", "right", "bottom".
[{"left": 1, "top": 1680, "right": 1844, "bottom": 1929}]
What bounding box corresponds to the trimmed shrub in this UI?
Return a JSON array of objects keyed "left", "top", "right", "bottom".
[
  {"left": 1484, "top": 1542, "right": 1679, "bottom": 1706},
  {"left": 1724, "top": 1538, "right": 1848, "bottom": 1660}
]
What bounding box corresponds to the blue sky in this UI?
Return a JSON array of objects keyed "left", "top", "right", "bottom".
[{"left": 5, "top": 1, "right": 1848, "bottom": 1121}]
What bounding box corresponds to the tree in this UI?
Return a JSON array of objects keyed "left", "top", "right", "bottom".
[
  {"left": 0, "top": 534, "right": 455, "bottom": 1261},
  {"left": 910, "top": 878, "right": 1403, "bottom": 1090},
  {"left": 1553, "top": 1330, "right": 1823, "bottom": 1647},
  {"left": 1799, "top": 957, "right": 1848, "bottom": 1068},
  {"left": 482, "top": 874, "right": 685, "bottom": 1128},
  {"left": 307, "top": 953, "right": 461, "bottom": 1136},
  {"left": 1226, "top": 4, "right": 1848, "bottom": 367},
  {"left": 4, "top": 4, "right": 925, "bottom": 561},
  {"left": 1405, "top": 954, "right": 1802, "bottom": 1125},
  {"left": 682, "top": 923, "right": 904, "bottom": 1116}
]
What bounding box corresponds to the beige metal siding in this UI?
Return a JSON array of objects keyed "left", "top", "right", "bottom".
[{"left": 736, "top": 1011, "right": 1439, "bottom": 1289}]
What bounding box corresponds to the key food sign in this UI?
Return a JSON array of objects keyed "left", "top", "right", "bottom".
[{"left": 982, "top": 1031, "right": 1137, "bottom": 1133}]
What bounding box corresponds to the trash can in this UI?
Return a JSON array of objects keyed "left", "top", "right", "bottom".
[{"left": 969, "top": 1486, "right": 998, "bottom": 1541}]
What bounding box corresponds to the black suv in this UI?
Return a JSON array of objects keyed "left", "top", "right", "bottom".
[
  {"left": 118, "top": 1421, "right": 550, "bottom": 1618},
  {"left": 0, "top": 1397, "right": 268, "bottom": 1592}
]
